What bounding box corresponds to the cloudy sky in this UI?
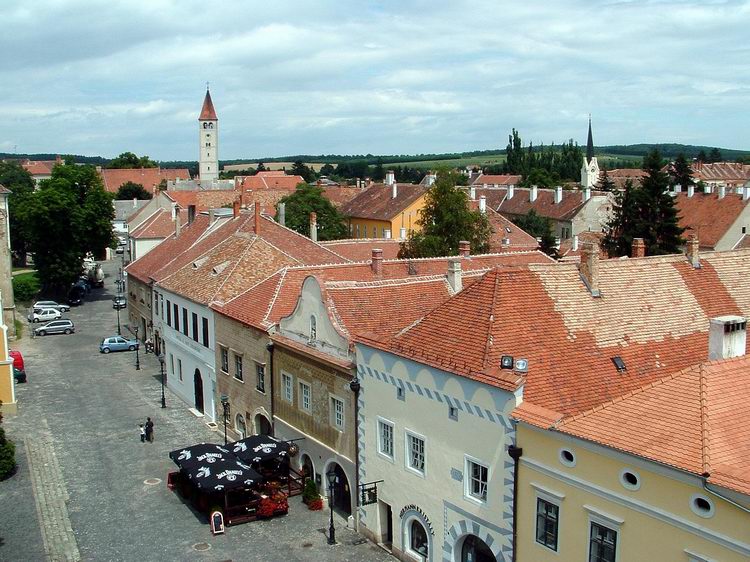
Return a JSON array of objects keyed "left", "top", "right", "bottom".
[{"left": 1, "top": 0, "right": 749, "bottom": 161}]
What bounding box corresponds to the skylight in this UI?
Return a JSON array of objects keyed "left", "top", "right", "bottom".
[{"left": 611, "top": 356, "right": 626, "bottom": 372}]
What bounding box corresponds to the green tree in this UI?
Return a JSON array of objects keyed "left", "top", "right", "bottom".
[
  {"left": 520, "top": 168, "right": 557, "bottom": 188},
  {"left": 0, "top": 407, "right": 15, "bottom": 479},
  {"left": 602, "top": 151, "right": 684, "bottom": 257},
  {"left": 696, "top": 149, "right": 708, "bottom": 163},
  {"left": 115, "top": 181, "right": 152, "bottom": 200},
  {"left": 0, "top": 161, "right": 36, "bottom": 266},
  {"left": 511, "top": 209, "right": 558, "bottom": 258},
  {"left": 291, "top": 160, "right": 315, "bottom": 183},
  {"left": 667, "top": 153, "right": 695, "bottom": 191},
  {"left": 256, "top": 162, "right": 267, "bottom": 173},
  {"left": 372, "top": 158, "right": 385, "bottom": 182},
  {"left": 275, "top": 183, "right": 347, "bottom": 241},
  {"left": 25, "top": 163, "right": 115, "bottom": 294},
  {"left": 597, "top": 169, "right": 616, "bottom": 192},
  {"left": 107, "top": 152, "right": 158, "bottom": 169},
  {"left": 708, "top": 148, "right": 723, "bottom": 163},
  {"left": 320, "top": 163, "right": 335, "bottom": 176},
  {"left": 398, "top": 170, "right": 491, "bottom": 258}
]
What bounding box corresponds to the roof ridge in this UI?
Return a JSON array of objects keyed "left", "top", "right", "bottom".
[
  {"left": 481, "top": 271, "right": 501, "bottom": 372},
  {"left": 698, "top": 363, "right": 711, "bottom": 476},
  {"left": 258, "top": 212, "right": 346, "bottom": 262},
  {"left": 325, "top": 274, "right": 449, "bottom": 290},
  {"left": 263, "top": 268, "right": 289, "bottom": 325},
  {"left": 211, "top": 237, "right": 259, "bottom": 301}
]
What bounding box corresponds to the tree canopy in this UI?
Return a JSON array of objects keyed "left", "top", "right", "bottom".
[
  {"left": 501, "top": 128, "right": 584, "bottom": 182},
  {"left": 290, "top": 160, "right": 315, "bottom": 183},
  {"left": 398, "top": 170, "right": 491, "bottom": 259},
  {"left": 602, "top": 150, "right": 684, "bottom": 257},
  {"left": 511, "top": 209, "right": 558, "bottom": 258},
  {"left": 275, "top": 183, "right": 347, "bottom": 241},
  {"left": 0, "top": 161, "right": 36, "bottom": 265},
  {"left": 115, "top": 181, "right": 152, "bottom": 200},
  {"left": 107, "top": 152, "right": 158, "bottom": 169},
  {"left": 24, "top": 163, "right": 115, "bottom": 294},
  {"left": 597, "top": 169, "right": 616, "bottom": 192},
  {"left": 667, "top": 153, "right": 695, "bottom": 191}
]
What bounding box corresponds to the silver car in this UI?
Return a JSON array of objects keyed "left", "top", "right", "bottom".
[
  {"left": 28, "top": 308, "right": 62, "bottom": 323},
  {"left": 34, "top": 319, "right": 75, "bottom": 336},
  {"left": 32, "top": 300, "right": 70, "bottom": 312}
]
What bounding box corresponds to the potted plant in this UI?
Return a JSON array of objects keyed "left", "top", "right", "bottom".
[
  {"left": 307, "top": 496, "right": 324, "bottom": 511},
  {"left": 301, "top": 479, "right": 318, "bottom": 505}
]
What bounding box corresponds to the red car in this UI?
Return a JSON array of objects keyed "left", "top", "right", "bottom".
[{"left": 9, "top": 350, "right": 26, "bottom": 383}]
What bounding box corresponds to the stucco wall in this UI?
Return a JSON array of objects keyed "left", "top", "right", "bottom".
[
  {"left": 716, "top": 203, "right": 750, "bottom": 250},
  {"left": 515, "top": 423, "right": 750, "bottom": 562},
  {"left": 126, "top": 276, "right": 152, "bottom": 342},
  {"left": 571, "top": 194, "right": 614, "bottom": 237}
]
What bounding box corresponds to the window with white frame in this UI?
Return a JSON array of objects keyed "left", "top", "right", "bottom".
[
  {"left": 299, "top": 381, "right": 311, "bottom": 413},
  {"left": 220, "top": 346, "right": 228, "bottom": 373},
  {"left": 536, "top": 498, "right": 559, "bottom": 551},
  {"left": 465, "top": 457, "right": 488, "bottom": 502},
  {"left": 406, "top": 431, "right": 425, "bottom": 475},
  {"left": 589, "top": 521, "right": 617, "bottom": 562},
  {"left": 282, "top": 373, "right": 293, "bottom": 402},
  {"left": 378, "top": 419, "right": 394, "bottom": 459},
  {"left": 330, "top": 396, "right": 344, "bottom": 430}
]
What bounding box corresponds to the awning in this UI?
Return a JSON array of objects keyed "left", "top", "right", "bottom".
[
  {"left": 169, "top": 443, "right": 262, "bottom": 492},
  {"left": 230, "top": 435, "right": 290, "bottom": 464}
]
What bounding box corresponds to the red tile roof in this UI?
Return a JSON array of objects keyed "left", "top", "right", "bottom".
[
  {"left": 693, "top": 161, "right": 750, "bottom": 184},
  {"left": 498, "top": 187, "right": 607, "bottom": 222},
  {"left": 674, "top": 192, "right": 749, "bottom": 249},
  {"left": 471, "top": 174, "right": 522, "bottom": 186},
  {"left": 21, "top": 159, "right": 58, "bottom": 176},
  {"left": 372, "top": 250, "right": 750, "bottom": 417},
  {"left": 555, "top": 355, "right": 750, "bottom": 496},
  {"left": 319, "top": 239, "right": 402, "bottom": 261},
  {"left": 468, "top": 201, "right": 539, "bottom": 253},
  {"left": 558, "top": 231, "right": 606, "bottom": 261},
  {"left": 130, "top": 209, "right": 188, "bottom": 239},
  {"left": 340, "top": 183, "right": 427, "bottom": 221},
  {"left": 322, "top": 186, "right": 364, "bottom": 208},
  {"left": 100, "top": 167, "right": 190, "bottom": 194},
  {"left": 199, "top": 90, "right": 217, "bottom": 120},
  {"left": 164, "top": 189, "right": 238, "bottom": 210},
  {"left": 236, "top": 174, "right": 304, "bottom": 191}
]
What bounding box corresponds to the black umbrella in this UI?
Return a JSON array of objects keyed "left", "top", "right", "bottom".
[
  {"left": 230, "top": 435, "right": 290, "bottom": 464},
  {"left": 169, "top": 443, "right": 233, "bottom": 472},
  {"left": 187, "top": 457, "right": 262, "bottom": 492}
]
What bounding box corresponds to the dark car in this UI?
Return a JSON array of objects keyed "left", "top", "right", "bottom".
[
  {"left": 68, "top": 285, "right": 85, "bottom": 306},
  {"left": 13, "top": 366, "right": 26, "bottom": 384},
  {"left": 112, "top": 296, "right": 127, "bottom": 310}
]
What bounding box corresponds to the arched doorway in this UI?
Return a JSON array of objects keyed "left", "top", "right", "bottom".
[
  {"left": 235, "top": 414, "right": 246, "bottom": 439},
  {"left": 193, "top": 369, "right": 204, "bottom": 413},
  {"left": 406, "top": 518, "right": 429, "bottom": 560},
  {"left": 254, "top": 413, "right": 272, "bottom": 435},
  {"left": 300, "top": 453, "right": 315, "bottom": 487},
  {"left": 460, "top": 535, "right": 494, "bottom": 562},
  {"left": 326, "top": 462, "right": 351, "bottom": 516}
]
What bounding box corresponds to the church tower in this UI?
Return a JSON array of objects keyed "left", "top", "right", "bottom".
[
  {"left": 580, "top": 116, "right": 600, "bottom": 189},
  {"left": 198, "top": 88, "right": 219, "bottom": 182}
]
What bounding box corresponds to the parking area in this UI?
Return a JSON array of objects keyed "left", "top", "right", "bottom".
[{"left": 2, "top": 260, "right": 392, "bottom": 561}]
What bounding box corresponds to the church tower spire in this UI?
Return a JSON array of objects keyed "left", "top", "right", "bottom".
[
  {"left": 198, "top": 87, "right": 219, "bottom": 182},
  {"left": 580, "top": 115, "right": 600, "bottom": 189}
]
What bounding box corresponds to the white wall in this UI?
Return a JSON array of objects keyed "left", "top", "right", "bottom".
[
  {"left": 132, "top": 237, "right": 162, "bottom": 261},
  {"left": 356, "top": 343, "right": 519, "bottom": 562},
  {"left": 156, "top": 288, "right": 217, "bottom": 421}
]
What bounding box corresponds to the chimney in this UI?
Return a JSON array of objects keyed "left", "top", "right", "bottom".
[
  {"left": 385, "top": 170, "right": 395, "bottom": 186},
  {"left": 171, "top": 203, "right": 177, "bottom": 221},
  {"left": 704, "top": 183, "right": 712, "bottom": 194},
  {"left": 708, "top": 316, "right": 747, "bottom": 361},
  {"left": 578, "top": 242, "right": 600, "bottom": 297},
  {"left": 278, "top": 202, "right": 286, "bottom": 226},
  {"left": 371, "top": 248, "right": 383, "bottom": 276},
  {"left": 447, "top": 259, "right": 462, "bottom": 293},
  {"left": 175, "top": 212, "right": 182, "bottom": 238},
  {"left": 255, "top": 202, "right": 262, "bottom": 234},
  {"left": 132, "top": 197, "right": 137, "bottom": 208},
  {"left": 530, "top": 185, "right": 538, "bottom": 202},
  {"left": 232, "top": 200, "right": 240, "bottom": 218},
  {"left": 631, "top": 237, "right": 645, "bottom": 258},
  {"left": 479, "top": 195, "right": 486, "bottom": 213},
  {"left": 391, "top": 182, "right": 398, "bottom": 199},
  {"left": 572, "top": 235, "right": 579, "bottom": 252},
  {"left": 309, "top": 212, "right": 317, "bottom": 242},
  {"left": 582, "top": 187, "right": 591, "bottom": 203},
  {"left": 687, "top": 184, "right": 695, "bottom": 198},
  {"left": 458, "top": 240, "right": 470, "bottom": 257},
  {"left": 470, "top": 185, "right": 476, "bottom": 200},
  {"left": 718, "top": 185, "right": 726, "bottom": 199},
  {"left": 744, "top": 186, "right": 750, "bottom": 201},
  {"left": 384, "top": 228, "right": 391, "bottom": 239},
  {"left": 425, "top": 172, "right": 436, "bottom": 186},
  {"left": 507, "top": 184, "right": 515, "bottom": 199},
  {"left": 187, "top": 204, "right": 196, "bottom": 225},
  {"left": 208, "top": 209, "right": 215, "bottom": 224},
  {"left": 483, "top": 183, "right": 488, "bottom": 190},
  {"left": 674, "top": 183, "right": 682, "bottom": 193},
  {"left": 686, "top": 234, "right": 700, "bottom": 268},
  {"left": 554, "top": 186, "right": 562, "bottom": 204},
  {"left": 399, "top": 227, "right": 407, "bottom": 240}
]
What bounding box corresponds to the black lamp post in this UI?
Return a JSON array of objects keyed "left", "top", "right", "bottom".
[
  {"left": 326, "top": 467, "right": 337, "bottom": 545},
  {"left": 134, "top": 326, "right": 141, "bottom": 371},
  {"left": 115, "top": 297, "right": 122, "bottom": 335},
  {"left": 220, "top": 394, "right": 230, "bottom": 445},
  {"left": 158, "top": 353, "right": 166, "bottom": 408}
]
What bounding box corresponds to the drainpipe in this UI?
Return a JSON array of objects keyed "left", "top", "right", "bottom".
[
  {"left": 349, "top": 374, "right": 362, "bottom": 530},
  {"left": 508, "top": 442, "right": 524, "bottom": 562},
  {"left": 702, "top": 474, "right": 750, "bottom": 514},
  {"left": 266, "top": 340, "right": 275, "bottom": 434}
]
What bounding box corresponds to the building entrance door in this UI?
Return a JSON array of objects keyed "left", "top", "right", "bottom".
[{"left": 194, "top": 369, "right": 204, "bottom": 413}]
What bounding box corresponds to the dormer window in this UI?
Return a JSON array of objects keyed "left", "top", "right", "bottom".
[{"left": 309, "top": 315, "right": 317, "bottom": 341}]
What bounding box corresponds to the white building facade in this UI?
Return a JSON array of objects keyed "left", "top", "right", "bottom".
[
  {"left": 198, "top": 89, "right": 219, "bottom": 182},
  {"left": 356, "top": 342, "right": 521, "bottom": 562}
]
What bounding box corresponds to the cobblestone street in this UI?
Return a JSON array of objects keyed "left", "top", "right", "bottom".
[{"left": 1, "top": 260, "right": 393, "bottom": 562}]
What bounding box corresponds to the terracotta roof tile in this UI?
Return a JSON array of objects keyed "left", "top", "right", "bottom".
[
  {"left": 130, "top": 209, "right": 188, "bottom": 239},
  {"left": 236, "top": 175, "right": 304, "bottom": 191},
  {"left": 498, "top": 187, "right": 608, "bottom": 222},
  {"left": 322, "top": 186, "right": 364, "bottom": 208},
  {"left": 693, "top": 161, "right": 750, "bottom": 184},
  {"left": 164, "top": 190, "right": 238, "bottom": 210},
  {"left": 674, "top": 192, "right": 748, "bottom": 249},
  {"left": 468, "top": 201, "right": 539, "bottom": 252},
  {"left": 319, "top": 239, "right": 402, "bottom": 261},
  {"left": 341, "top": 183, "right": 427, "bottom": 221},
  {"left": 199, "top": 90, "right": 217, "bottom": 120},
  {"left": 470, "top": 174, "right": 522, "bottom": 186},
  {"left": 100, "top": 167, "right": 190, "bottom": 194}
]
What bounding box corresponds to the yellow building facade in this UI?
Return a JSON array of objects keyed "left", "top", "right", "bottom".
[
  {"left": 0, "top": 291, "right": 16, "bottom": 414},
  {"left": 515, "top": 424, "right": 750, "bottom": 562},
  {"left": 348, "top": 194, "right": 426, "bottom": 239}
]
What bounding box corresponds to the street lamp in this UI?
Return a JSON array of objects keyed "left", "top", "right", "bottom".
[
  {"left": 134, "top": 326, "right": 141, "bottom": 371},
  {"left": 115, "top": 297, "right": 122, "bottom": 335},
  {"left": 326, "top": 468, "right": 337, "bottom": 545},
  {"left": 158, "top": 353, "right": 166, "bottom": 408},
  {"left": 220, "top": 394, "right": 230, "bottom": 445}
]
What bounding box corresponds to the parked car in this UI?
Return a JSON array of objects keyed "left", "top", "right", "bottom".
[
  {"left": 112, "top": 296, "right": 127, "bottom": 310},
  {"left": 99, "top": 336, "right": 139, "bottom": 353},
  {"left": 28, "top": 308, "right": 62, "bottom": 323},
  {"left": 9, "top": 350, "right": 26, "bottom": 383},
  {"left": 68, "top": 285, "right": 85, "bottom": 306},
  {"left": 32, "top": 300, "right": 70, "bottom": 313},
  {"left": 34, "top": 319, "right": 75, "bottom": 336},
  {"left": 115, "top": 247, "right": 125, "bottom": 255}
]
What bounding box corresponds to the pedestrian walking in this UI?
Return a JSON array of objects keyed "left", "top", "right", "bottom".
[
  {"left": 139, "top": 424, "right": 146, "bottom": 443},
  {"left": 145, "top": 417, "right": 154, "bottom": 442}
]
